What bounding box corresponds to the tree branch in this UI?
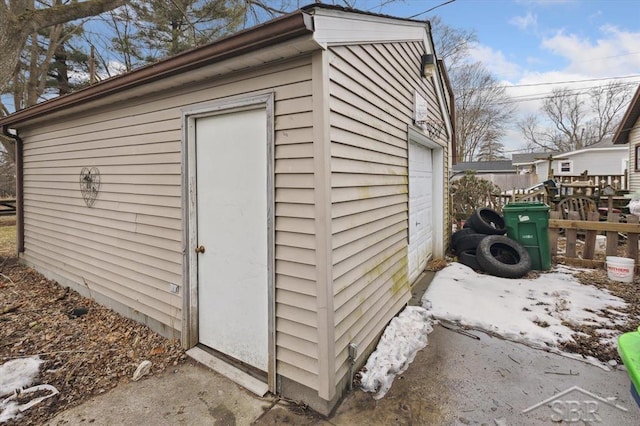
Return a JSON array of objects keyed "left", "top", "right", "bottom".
[{"left": 27, "top": 0, "right": 128, "bottom": 30}]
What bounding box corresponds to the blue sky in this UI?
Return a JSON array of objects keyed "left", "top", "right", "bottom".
[
  {"left": 351, "top": 0, "right": 640, "bottom": 153},
  {"left": 6, "top": 0, "right": 638, "bottom": 155}
]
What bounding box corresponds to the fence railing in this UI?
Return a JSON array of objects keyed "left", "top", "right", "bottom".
[
  {"left": 548, "top": 210, "right": 640, "bottom": 269},
  {"left": 0, "top": 199, "right": 15, "bottom": 216},
  {"left": 554, "top": 174, "right": 627, "bottom": 191}
]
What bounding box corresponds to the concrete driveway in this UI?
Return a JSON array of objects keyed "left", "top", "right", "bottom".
[
  {"left": 331, "top": 325, "right": 640, "bottom": 425},
  {"left": 49, "top": 324, "right": 640, "bottom": 425}
]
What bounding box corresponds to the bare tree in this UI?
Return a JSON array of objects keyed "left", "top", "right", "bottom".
[
  {"left": 429, "top": 15, "right": 477, "bottom": 69},
  {"left": 0, "top": 146, "right": 15, "bottom": 198},
  {"left": 450, "top": 62, "right": 515, "bottom": 162},
  {"left": 517, "top": 82, "right": 633, "bottom": 152},
  {"left": 1, "top": 0, "right": 127, "bottom": 160},
  {"left": 0, "top": 0, "right": 127, "bottom": 94},
  {"left": 429, "top": 15, "right": 514, "bottom": 163}
]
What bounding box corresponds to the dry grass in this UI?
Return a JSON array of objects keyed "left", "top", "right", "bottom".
[{"left": 0, "top": 216, "right": 16, "bottom": 257}]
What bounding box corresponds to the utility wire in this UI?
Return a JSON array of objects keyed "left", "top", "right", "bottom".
[
  {"left": 456, "top": 74, "right": 640, "bottom": 92},
  {"left": 500, "top": 74, "right": 640, "bottom": 90},
  {"left": 408, "top": 0, "right": 456, "bottom": 19},
  {"left": 454, "top": 80, "right": 640, "bottom": 105}
]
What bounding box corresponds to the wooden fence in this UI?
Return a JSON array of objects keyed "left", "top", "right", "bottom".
[
  {"left": 496, "top": 188, "right": 548, "bottom": 207},
  {"left": 0, "top": 199, "right": 15, "bottom": 216},
  {"left": 554, "top": 173, "right": 627, "bottom": 191},
  {"left": 548, "top": 210, "right": 640, "bottom": 269}
]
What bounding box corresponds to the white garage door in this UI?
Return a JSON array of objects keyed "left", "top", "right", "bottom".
[{"left": 408, "top": 140, "right": 433, "bottom": 283}]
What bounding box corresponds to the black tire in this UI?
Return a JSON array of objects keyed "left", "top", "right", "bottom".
[
  {"left": 458, "top": 249, "right": 481, "bottom": 271},
  {"left": 476, "top": 235, "right": 531, "bottom": 279},
  {"left": 454, "top": 233, "right": 487, "bottom": 255},
  {"left": 451, "top": 228, "right": 476, "bottom": 251},
  {"left": 468, "top": 208, "right": 506, "bottom": 235}
]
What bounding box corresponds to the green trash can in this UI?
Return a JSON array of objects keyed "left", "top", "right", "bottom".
[
  {"left": 618, "top": 326, "right": 640, "bottom": 407},
  {"left": 502, "top": 201, "right": 551, "bottom": 271}
]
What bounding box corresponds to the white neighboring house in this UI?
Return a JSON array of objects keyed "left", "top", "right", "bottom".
[
  {"left": 523, "top": 139, "right": 628, "bottom": 188},
  {"left": 613, "top": 85, "right": 640, "bottom": 193}
]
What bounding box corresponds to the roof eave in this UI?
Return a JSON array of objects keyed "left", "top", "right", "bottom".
[
  {"left": 613, "top": 85, "right": 640, "bottom": 145},
  {"left": 0, "top": 10, "right": 313, "bottom": 128}
]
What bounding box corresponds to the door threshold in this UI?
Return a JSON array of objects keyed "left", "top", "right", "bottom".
[{"left": 186, "top": 346, "right": 269, "bottom": 397}]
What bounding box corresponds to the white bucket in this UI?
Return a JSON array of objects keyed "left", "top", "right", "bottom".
[{"left": 606, "top": 256, "right": 635, "bottom": 283}]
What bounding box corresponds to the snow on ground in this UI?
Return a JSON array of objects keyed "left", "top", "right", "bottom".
[
  {"left": 359, "top": 306, "right": 434, "bottom": 399},
  {"left": 422, "top": 263, "right": 628, "bottom": 363},
  {"left": 360, "top": 262, "right": 629, "bottom": 399},
  {"left": 0, "top": 356, "right": 43, "bottom": 422}
]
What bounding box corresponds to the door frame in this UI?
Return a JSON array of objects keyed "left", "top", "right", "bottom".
[
  {"left": 181, "top": 92, "right": 275, "bottom": 391},
  {"left": 408, "top": 126, "right": 445, "bottom": 260}
]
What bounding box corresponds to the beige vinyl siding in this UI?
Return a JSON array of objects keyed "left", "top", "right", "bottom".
[
  {"left": 630, "top": 125, "right": 640, "bottom": 192},
  {"left": 327, "top": 42, "right": 450, "bottom": 380},
  {"left": 19, "top": 56, "right": 321, "bottom": 391}
]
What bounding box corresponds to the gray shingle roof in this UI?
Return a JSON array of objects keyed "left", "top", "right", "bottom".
[
  {"left": 452, "top": 160, "right": 515, "bottom": 172},
  {"left": 511, "top": 152, "right": 555, "bottom": 165}
]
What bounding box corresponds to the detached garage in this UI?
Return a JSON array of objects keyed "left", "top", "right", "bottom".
[{"left": 0, "top": 4, "right": 453, "bottom": 414}]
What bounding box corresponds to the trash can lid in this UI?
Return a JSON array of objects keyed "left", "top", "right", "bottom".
[{"left": 503, "top": 201, "right": 550, "bottom": 211}]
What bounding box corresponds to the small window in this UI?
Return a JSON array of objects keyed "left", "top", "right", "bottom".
[
  {"left": 559, "top": 161, "right": 572, "bottom": 173},
  {"left": 635, "top": 145, "right": 640, "bottom": 171}
]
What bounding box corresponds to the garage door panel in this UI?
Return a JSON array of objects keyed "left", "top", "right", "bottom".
[{"left": 408, "top": 141, "right": 433, "bottom": 283}]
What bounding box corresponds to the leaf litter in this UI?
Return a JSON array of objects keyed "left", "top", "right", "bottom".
[{"left": 0, "top": 258, "right": 186, "bottom": 425}]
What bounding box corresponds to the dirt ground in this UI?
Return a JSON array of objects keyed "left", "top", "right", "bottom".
[
  {"left": 552, "top": 236, "right": 640, "bottom": 363},
  {"left": 0, "top": 217, "right": 186, "bottom": 425}
]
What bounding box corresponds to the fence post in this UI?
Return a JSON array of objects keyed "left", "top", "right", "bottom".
[
  {"left": 582, "top": 211, "right": 600, "bottom": 260},
  {"left": 626, "top": 214, "right": 639, "bottom": 263},
  {"left": 566, "top": 211, "right": 579, "bottom": 258},
  {"left": 606, "top": 213, "right": 620, "bottom": 256},
  {"left": 549, "top": 211, "right": 561, "bottom": 257}
]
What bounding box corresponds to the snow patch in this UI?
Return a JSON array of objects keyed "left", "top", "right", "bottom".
[
  {"left": 0, "top": 356, "right": 43, "bottom": 423},
  {"left": 359, "top": 306, "right": 434, "bottom": 399},
  {"left": 0, "top": 357, "right": 42, "bottom": 397},
  {"left": 422, "top": 263, "right": 627, "bottom": 364}
]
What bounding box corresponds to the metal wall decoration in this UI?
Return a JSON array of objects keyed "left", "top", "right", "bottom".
[{"left": 79, "top": 167, "right": 100, "bottom": 207}]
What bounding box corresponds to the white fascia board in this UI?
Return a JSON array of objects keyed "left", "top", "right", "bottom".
[{"left": 311, "top": 10, "right": 429, "bottom": 47}]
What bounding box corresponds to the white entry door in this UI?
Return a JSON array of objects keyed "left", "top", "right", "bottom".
[
  {"left": 408, "top": 140, "right": 433, "bottom": 283},
  {"left": 195, "top": 107, "right": 269, "bottom": 372}
]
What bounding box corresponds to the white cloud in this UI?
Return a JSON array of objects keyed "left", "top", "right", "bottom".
[
  {"left": 541, "top": 25, "right": 640, "bottom": 77},
  {"left": 68, "top": 60, "right": 128, "bottom": 84},
  {"left": 468, "top": 44, "right": 522, "bottom": 81},
  {"left": 509, "top": 11, "right": 537, "bottom": 31},
  {"left": 495, "top": 24, "right": 640, "bottom": 153}
]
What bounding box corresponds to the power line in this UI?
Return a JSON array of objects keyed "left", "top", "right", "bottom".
[
  {"left": 407, "top": 0, "right": 456, "bottom": 19},
  {"left": 491, "top": 82, "right": 640, "bottom": 105},
  {"left": 500, "top": 74, "right": 640, "bottom": 90},
  {"left": 456, "top": 74, "right": 640, "bottom": 93},
  {"left": 570, "top": 51, "right": 640, "bottom": 63},
  {"left": 455, "top": 80, "right": 640, "bottom": 105}
]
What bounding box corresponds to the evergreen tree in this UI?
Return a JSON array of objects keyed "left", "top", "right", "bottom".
[{"left": 132, "top": 0, "right": 246, "bottom": 60}]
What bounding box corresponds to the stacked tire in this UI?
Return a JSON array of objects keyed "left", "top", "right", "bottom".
[{"left": 451, "top": 208, "right": 531, "bottom": 279}]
